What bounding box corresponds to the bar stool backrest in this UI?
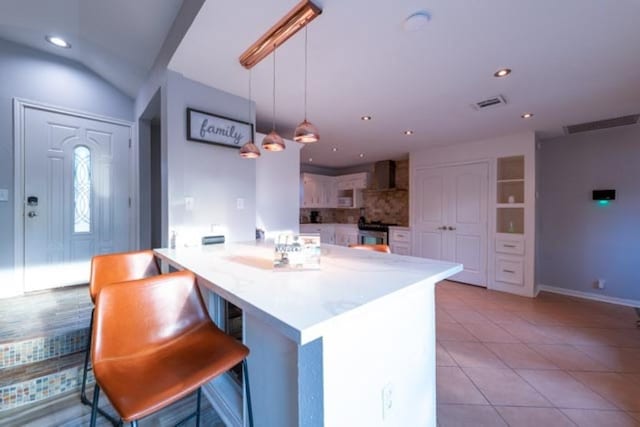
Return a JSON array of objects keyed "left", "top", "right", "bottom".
[{"left": 89, "top": 250, "right": 160, "bottom": 302}]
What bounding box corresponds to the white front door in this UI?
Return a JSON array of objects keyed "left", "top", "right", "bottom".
[
  {"left": 413, "top": 162, "right": 488, "bottom": 286},
  {"left": 22, "top": 106, "right": 132, "bottom": 292}
]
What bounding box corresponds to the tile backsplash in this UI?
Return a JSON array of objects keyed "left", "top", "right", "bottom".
[{"left": 300, "top": 160, "right": 409, "bottom": 226}]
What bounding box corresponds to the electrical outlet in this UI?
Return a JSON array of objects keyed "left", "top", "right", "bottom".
[
  {"left": 0, "top": 189, "right": 8, "bottom": 202},
  {"left": 596, "top": 279, "right": 605, "bottom": 289},
  {"left": 381, "top": 383, "right": 393, "bottom": 420},
  {"left": 236, "top": 198, "right": 244, "bottom": 210}
]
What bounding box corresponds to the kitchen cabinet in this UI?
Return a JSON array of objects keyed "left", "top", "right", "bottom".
[
  {"left": 389, "top": 227, "right": 411, "bottom": 256},
  {"left": 334, "top": 225, "right": 358, "bottom": 247},
  {"left": 301, "top": 173, "right": 337, "bottom": 208},
  {"left": 336, "top": 173, "right": 369, "bottom": 190},
  {"left": 300, "top": 223, "right": 335, "bottom": 244}
]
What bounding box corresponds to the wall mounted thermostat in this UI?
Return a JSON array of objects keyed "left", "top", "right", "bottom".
[{"left": 592, "top": 189, "right": 616, "bottom": 201}]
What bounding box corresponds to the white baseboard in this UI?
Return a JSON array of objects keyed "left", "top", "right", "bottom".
[{"left": 537, "top": 284, "right": 640, "bottom": 308}]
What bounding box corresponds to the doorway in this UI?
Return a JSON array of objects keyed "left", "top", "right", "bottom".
[
  {"left": 413, "top": 162, "right": 489, "bottom": 286},
  {"left": 14, "top": 99, "right": 134, "bottom": 292}
]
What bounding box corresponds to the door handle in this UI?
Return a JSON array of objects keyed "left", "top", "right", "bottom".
[
  {"left": 437, "top": 226, "right": 446, "bottom": 230},
  {"left": 447, "top": 226, "right": 456, "bottom": 231},
  {"left": 27, "top": 211, "right": 38, "bottom": 218}
]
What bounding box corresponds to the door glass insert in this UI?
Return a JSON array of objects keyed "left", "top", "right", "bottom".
[{"left": 73, "top": 145, "right": 91, "bottom": 233}]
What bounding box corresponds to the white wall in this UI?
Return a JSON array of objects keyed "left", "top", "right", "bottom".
[
  {"left": 0, "top": 38, "right": 133, "bottom": 297},
  {"left": 538, "top": 125, "right": 640, "bottom": 303},
  {"left": 410, "top": 131, "right": 537, "bottom": 296},
  {"left": 164, "top": 71, "right": 256, "bottom": 245},
  {"left": 256, "top": 132, "right": 302, "bottom": 239}
]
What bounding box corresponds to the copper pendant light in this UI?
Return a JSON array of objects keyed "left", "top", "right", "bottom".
[
  {"left": 240, "top": 69, "right": 260, "bottom": 159},
  {"left": 294, "top": 26, "right": 319, "bottom": 144},
  {"left": 262, "top": 45, "right": 286, "bottom": 152}
]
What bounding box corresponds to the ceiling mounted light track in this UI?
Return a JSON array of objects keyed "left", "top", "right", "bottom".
[{"left": 239, "top": 0, "right": 322, "bottom": 69}]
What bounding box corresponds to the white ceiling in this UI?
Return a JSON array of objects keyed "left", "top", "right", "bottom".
[
  {"left": 0, "top": 0, "right": 184, "bottom": 97},
  {"left": 170, "top": 0, "right": 640, "bottom": 168},
  {"left": 2, "top": 1, "right": 639, "bottom": 168}
]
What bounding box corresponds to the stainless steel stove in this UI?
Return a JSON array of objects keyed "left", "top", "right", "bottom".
[{"left": 357, "top": 222, "right": 396, "bottom": 245}]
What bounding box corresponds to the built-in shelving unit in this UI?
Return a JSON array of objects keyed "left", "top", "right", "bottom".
[{"left": 496, "top": 156, "right": 524, "bottom": 234}]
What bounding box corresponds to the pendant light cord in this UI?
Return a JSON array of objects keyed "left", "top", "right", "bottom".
[
  {"left": 248, "top": 68, "right": 252, "bottom": 123},
  {"left": 304, "top": 26, "right": 308, "bottom": 120},
  {"left": 272, "top": 44, "right": 276, "bottom": 131}
]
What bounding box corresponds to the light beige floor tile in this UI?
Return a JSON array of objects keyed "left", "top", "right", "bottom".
[
  {"left": 444, "top": 309, "right": 489, "bottom": 324},
  {"left": 437, "top": 322, "right": 480, "bottom": 342},
  {"left": 495, "top": 406, "right": 575, "bottom": 427},
  {"left": 516, "top": 369, "right": 616, "bottom": 409},
  {"left": 535, "top": 326, "right": 611, "bottom": 347},
  {"left": 570, "top": 371, "right": 640, "bottom": 411},
  {"left": 437, "top": 404, "right": 507, "bottom": 427},
  {"left": 460, "top": 322, "right": 521, "bottom": 343},
  {"left": 527, "top": 344, "right": 609, "bottom": 371},
  {"left": 441, "top": 341, "right": 508, "bottom": 369},
  {"left": 561, "top": 409, "right": 640, "bottom": 427},
  {"left": 478, "top": 309, "right": 525, "bottom": 324},
  {"left": 573, "top": 346, "right": 640, "bottom": 372},
  {"left": 437, "top": 343, "right": 458, "bottom": 367},
  {"left": 463, "top": 367, "right": 551, "bottom": 406},
  {"left": 436, "top": 366, "right": 488, "bottom": 404},
  {"left": 499, "top": 321, "right": 561, "bottom": 344},
  {"left": 486, "top": 343, "right": 558, "bottom": 369},
  {"left": 437, "top": 309, "right": 458, "bottom": 324}
]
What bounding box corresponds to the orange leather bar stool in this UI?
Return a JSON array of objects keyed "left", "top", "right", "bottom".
[
  {"left": 81, "top": 250, "right": 161, "bottom": 425},
  {"left": 348, "top": 243, "right": 392, "bottom": 253},
  {"left": 90, "top": 270, "right": 252, "bottom": 427}
]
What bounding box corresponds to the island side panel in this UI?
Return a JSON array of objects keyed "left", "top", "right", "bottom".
[
  {"left": 245, "top": 312, "right": 324, "bottom": 427},
  {"left": 321, "top": 282, "right": 437, "bottom": 427}
]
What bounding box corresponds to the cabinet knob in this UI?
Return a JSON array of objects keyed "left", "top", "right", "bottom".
[
  {"left": 437, "top": 226, "right": 447, "bottom": 230},
  {"left": 447, "top": 226, "right": 456, "bottom": 231}
]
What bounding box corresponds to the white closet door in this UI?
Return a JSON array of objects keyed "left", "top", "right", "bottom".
[{"left": 413, "top": 162, "right": 488, "bottom": 286}]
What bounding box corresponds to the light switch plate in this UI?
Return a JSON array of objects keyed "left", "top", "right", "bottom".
[{"left": 0, "top": 189, "right": 8, "bottom": 202}]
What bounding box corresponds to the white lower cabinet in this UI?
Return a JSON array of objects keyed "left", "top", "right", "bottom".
[
  {"left": 300, "top": 224, "right": 358, "bottom": 247},
  {"left": 495, "top": 255, "right": 524, "bottom": 285},
  {"left": 389, "top": 227, "right": 411, "bottom": 256}
]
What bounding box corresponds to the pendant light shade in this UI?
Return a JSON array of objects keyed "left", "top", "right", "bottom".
[
  {"left": 262, "top": 44, "right": 286, "bottom": 152},
  {"left": 240, "top": 141, "right": 261, "bottom": 158},
  {"left": 294, "top": 26, "right": 319, "bottom": 144},
  {"left": 240, "top": 69, "right": 260, "bottom": 158},
  {"left": 294, "top": 119, "right": 319, "bottom": 143}
]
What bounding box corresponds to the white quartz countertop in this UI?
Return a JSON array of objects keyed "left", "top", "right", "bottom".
[{"left": 155, "top": 243, "right": 461, "bottom": 345}]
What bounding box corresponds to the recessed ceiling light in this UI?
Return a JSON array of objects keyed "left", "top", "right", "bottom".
[
  {"left": 359, "top": 153, "right": 365, "bottom": 158},
  {"left": 332, "top": 147, "right": 338, "bottom": 152},
  {"left": 45, "top": 35, "right": 71, "bottom": 48},
  {"left": 521, "top": 112, "right": 534, "bottom": 119},
  {"left": 361, "top": 116, "right": 372, "bottom": 121},
  {"left": 403, "top": 11, "right": 432, "bottom": 32},
  {"left": 403, "top": 130, "right": 414, "bottom": 135},
  {"left": 494, "top": 68, "right": 511, "bottom": 78}
]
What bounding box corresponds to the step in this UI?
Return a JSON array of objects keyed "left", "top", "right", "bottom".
[
  {"left": 0, "top": 328, "right": 89, "bottom": 370},
  {"left": 0, "top": 351, "right": 92, "bottom": 413}
]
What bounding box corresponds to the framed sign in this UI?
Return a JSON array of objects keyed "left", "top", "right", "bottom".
[{"left": 186, "top": 108, "right": 253, "bottom": 149}]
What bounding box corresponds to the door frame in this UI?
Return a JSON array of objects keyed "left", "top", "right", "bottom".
[
  {"left": 411, "top": 159, "right": 491, "bottom": 286},
  {"left": 13, "top": 98, "right": 138, "bottom": 293}
]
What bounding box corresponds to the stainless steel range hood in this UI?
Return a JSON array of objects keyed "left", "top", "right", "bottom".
[{"left": 373, "top": 160, "right": 396, "bottom": 190}]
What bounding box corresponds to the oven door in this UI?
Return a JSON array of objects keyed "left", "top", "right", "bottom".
[{"left": 358, "top": 230, "right": 387, "bottom": 245}]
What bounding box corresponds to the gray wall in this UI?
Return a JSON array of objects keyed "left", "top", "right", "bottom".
[
  {"left": 164, "top": 71, "right": 256, "bottom": 244},
  {"left": 538, "top": 125, "right": 640, "bottom": 301},
  {"left": 0, "top": 38, "right": 133, "bottom": 294}
]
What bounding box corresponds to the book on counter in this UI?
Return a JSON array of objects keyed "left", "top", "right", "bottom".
[{"left": 273, "top": 234, "right": 321, "bottom": 271}]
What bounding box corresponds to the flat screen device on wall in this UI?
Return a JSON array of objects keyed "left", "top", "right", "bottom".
[{"left": 592, "top": 189, "right": 616, "bottom": 201}]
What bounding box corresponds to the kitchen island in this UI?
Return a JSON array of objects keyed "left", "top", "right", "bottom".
[{"left": 155, "top": 242, "right": 461, "bottom": 427}]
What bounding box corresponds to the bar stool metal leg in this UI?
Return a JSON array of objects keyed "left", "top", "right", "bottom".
[{"left": 243, "top": 360, "right": 254, "bottom": 427}]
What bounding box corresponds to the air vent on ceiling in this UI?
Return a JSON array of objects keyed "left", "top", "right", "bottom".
[
  {"left": 471, "top": 95, "right": 507, "bottom": 111},
  {"left": 564, "top": 114, "right": 640, "bottom": 135}
]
